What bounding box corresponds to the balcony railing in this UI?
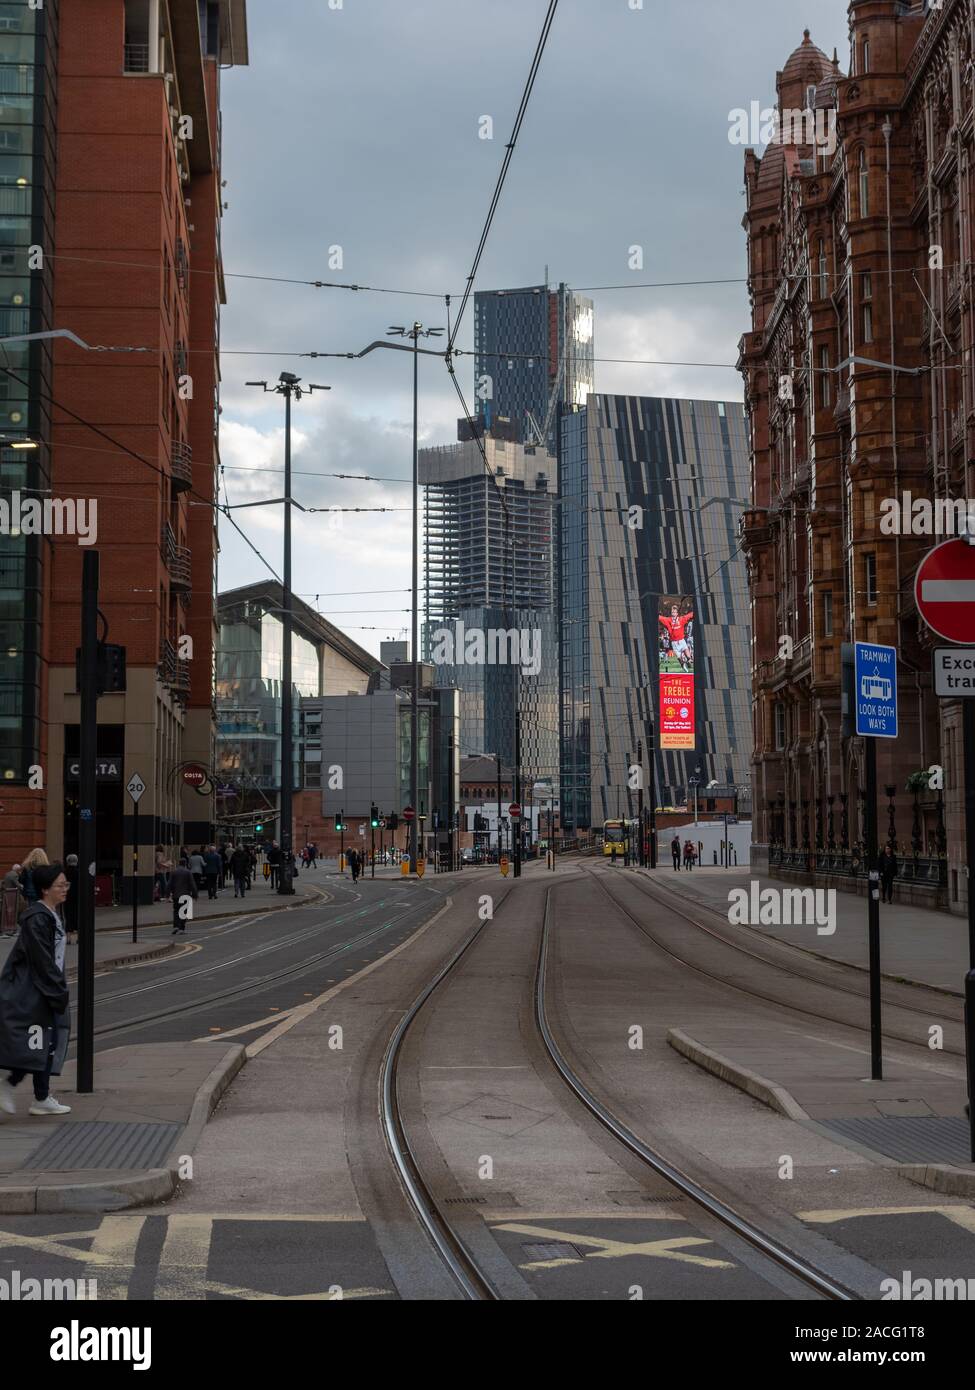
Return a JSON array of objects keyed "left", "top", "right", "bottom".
[
  {"left": 161, "top": 523, "right": 192, "bottom": 590},
  {"left": 170, "top": 440, "right": 193, "bottom": 491},
  {"left": 124, "top": 43, "right": 150, "bottom": 73}
]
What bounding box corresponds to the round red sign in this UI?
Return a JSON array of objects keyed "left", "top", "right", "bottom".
[
  {"left": 182, "top": 764, "right": 208, "bottom": 787},
  {"left": 508, "top": 803, "right": 522, "bottom": 818},
  {"left": 914, "top": 539, "right": 975, "bottom": 644},
  {"left": 402, "top": 805, "right": 415, "bottom": 822}
]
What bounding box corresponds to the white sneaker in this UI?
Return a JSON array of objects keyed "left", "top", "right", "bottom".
[
  {"left": 0, "top": 1078, "right": 17, "bottom": 1115},
  {"left": 29, "top": 1096, "right": 71, "bottom": 1116}
]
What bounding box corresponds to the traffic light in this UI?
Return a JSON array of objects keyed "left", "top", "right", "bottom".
[
  {"left": 255, "top": 823, "right": 263, "bottom": 835},
  {"left": 370, "top": 805, "right": 380, "bottom": 828},
  {"left": 75, "top": 641, "right": 127, "bottom": 694},
  {"left": 387, "top": 812, "right": 399, "bottom": 831},
  {"left": 334, "top": 812, "right": 345, "bottom": 832}
]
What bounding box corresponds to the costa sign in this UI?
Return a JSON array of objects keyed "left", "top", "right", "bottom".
[{"left": 182, "top": 764, "right": 208, "bottom": 788}]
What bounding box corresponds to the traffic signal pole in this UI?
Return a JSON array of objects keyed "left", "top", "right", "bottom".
[
  {"left": 513, "top": 711, "right": 522, "bottom": 878},
  {"left": 77, "top": 550, "right": 99, "bottom": 1094},
  {"left": 865, "top": 735, "right": 883, "bottom": 1080}
]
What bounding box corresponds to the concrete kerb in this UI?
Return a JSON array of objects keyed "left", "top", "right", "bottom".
[
  {"left": 0, "top": 1044, "right": 247, "bottom": 1216},
  {"left": 897, "top": 1163, "right": 975, "bottom": 1197},
  {"left": 667, "top": 1026, "right": 810, "bottom": 1122},
  {"left": 93, "top": 882, "right": 331, "bottom": 933}
]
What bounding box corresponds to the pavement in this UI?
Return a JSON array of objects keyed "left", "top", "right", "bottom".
[
  {"left": 0, "top": 875, "right": 331, "bottom": 1214},
  {"left": 636, "top": 863, "right": 970, "bottom": 995},
  {"left": 0, "top": 1043, "right": 244, "bottom": 1214},
  {"left": 619, "top": 866, "right": 974, "bottom": 1194}
]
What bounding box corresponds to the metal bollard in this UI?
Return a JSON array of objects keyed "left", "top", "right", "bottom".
[{"left": 966, "top": 969, "right": 975, "bottom": 1162}]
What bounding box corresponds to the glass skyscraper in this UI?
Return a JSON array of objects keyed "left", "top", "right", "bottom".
[
  {"left": 560, "top": 394, "right": 751, "bottom": 830},
  {"left": 473, "top": 282, "right": 594, "bottom": 448}
]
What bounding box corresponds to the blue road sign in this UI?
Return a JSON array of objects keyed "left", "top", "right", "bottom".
[{"left": 854, "top": 641, "right": 898, "bottom": 738}]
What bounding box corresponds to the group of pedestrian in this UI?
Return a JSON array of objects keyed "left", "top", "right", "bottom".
[
  {"left": 2, "top": 849, "right": 79, "bottom": 944},
  {"left": 671, "top": 836, "right": 697, "bottom": 871},
  {"left": 300, "top": 843, "right": 318, "bottom": 869}
]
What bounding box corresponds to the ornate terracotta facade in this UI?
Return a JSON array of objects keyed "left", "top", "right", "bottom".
[{"left": 739, "top": 1, "right": 975, "bottom": 910}]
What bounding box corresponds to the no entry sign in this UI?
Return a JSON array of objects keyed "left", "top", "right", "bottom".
[{"left": 915, "top": 539, "right": 975, "bottom": 643}]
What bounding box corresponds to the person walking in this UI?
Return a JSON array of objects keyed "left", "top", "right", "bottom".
[
  {"left": 19, "top": 848, "right": 49, "bottom": 906},
  {"left": 671, "top": 835, "right": 681, "bottom": 871},
  {"left": 0, "top": 862, "right": 72, "bottom": 1116},
  {"left": 349, "top": 848, "right": 360, "bottom": 883},
  {"left": 169, "top": 858, "right": 197, "bottom": 935},
  {"left": 230, "top": 844, "right": 249, "bottom": 898},
  {"left": 308, "top": 843, "right": 318, "bottom": 870},
  {"left": 267, "top": 841, "right": 281, "bottom": 890},
  {"left": 203, "top": 845, "right": 222, "bottom": 901},
  {"left": 187, "top": 847, "right": 205, "bottom": 893},
  {"left": 683, "top": 839, "right": 695, "bottom": 871},
  {"left": 63, "top": 854, "right": 80, "bottom": 946},
  {"left": 1, "top": 864, "right": 23, "bottom": 938},
  {"left": 154, "top": 845, "right": 172, "bottom": 902},
  {"left": 879, "top": 843, "right": 899, "bottom": 904}
]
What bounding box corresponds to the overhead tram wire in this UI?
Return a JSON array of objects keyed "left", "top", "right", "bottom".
[
  {"left": 0, "top": 363, "right": 284, "bottom": 587},
  {"left": 446, "top": 0, "right": 559, "bottom": 355}
]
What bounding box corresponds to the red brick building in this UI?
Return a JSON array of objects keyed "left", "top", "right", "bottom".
[
  {"left": 739, "top": 1, "right": 975, "bottom": 912},
  {"left": 0, "top": 1, "right": 248, "bottom": 899}
]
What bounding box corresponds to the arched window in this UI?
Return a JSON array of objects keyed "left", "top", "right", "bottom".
[
  {"left": 818, "top": 238, "right": 828, "bottom": 298},
  {"left": 858, "top": 148, "right": 869, "bottom": 217}
]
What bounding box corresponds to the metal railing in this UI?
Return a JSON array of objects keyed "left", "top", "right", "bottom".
[
  {"left": 170, "top": 440, "right": 192, "bottom": 490},
  {"left": 124, "top": 43, "right": 150, "bottom": 73}
]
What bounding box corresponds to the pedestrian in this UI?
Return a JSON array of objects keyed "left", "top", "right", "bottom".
[
  {"left": 63, "top": 854, "right": 80, "bottom": 946},
  {"left": 671, "top": 835, "right": 681, "bottom": 871},
  {"left": 187, "top": 847, "right": 205, "bottom": 892},
  {"left": 349, "top": 848, "right": 360, "bottom": 883},
  {"left": 154, "top": 844, "right": 172, "bottom": 901},
  {"left": 168, "top": 859, "right": 197, "bottom": 936},
  {"left": 230, "top": 844, "right": 249, "bottom": 899},
  {"left": 308, "top": 843, "right": 318, "bottom": 870},
  {"left": 203, "top": 845, "right": 222, "bottom": 901},
  {"left": 683, "top": 839, "right": 695, "bottom": 871},
  {"left": 879, "top": 843, "right": 898, "bottom": 904},
  {"left": 267, "top": 841, "right": 281, "bottom": 890},
  {"left": 0, "top": 862, "right": 72, "bottom": 1116},
  {"left": 222, "top": 842, "right": 233, "bottom": 889},
  {"left": 19, "top": 848, "right": 49, "bottom": 905},
  {"left": 1, "top": 864, "right": 23, "bottom": 938}
]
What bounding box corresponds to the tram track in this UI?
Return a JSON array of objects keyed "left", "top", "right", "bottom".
[
  {"left": 377, "top": 870, "right": 854, "bottom": 1301},
  {"left": 598, "top": 867, "right": 966, "bottom": 1059}
]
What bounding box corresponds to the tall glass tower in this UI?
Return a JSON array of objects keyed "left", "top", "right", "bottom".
[
  {"left": 473, "top": 282, "right": 593, "bottom": 448},
  {"left": 560, "top": 394, "right": 752, "bottom": 830}
]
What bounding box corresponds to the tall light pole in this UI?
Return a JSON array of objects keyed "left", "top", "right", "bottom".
[
  {"left": 385, "top": 324, "right": 443, "bottom": 873},
  {"left": 246, "top": 374, "right": 330, "bottom": 893}
]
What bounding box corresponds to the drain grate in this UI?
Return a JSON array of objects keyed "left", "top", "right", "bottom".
[
  {"left": 606, "top": 1190, "right": 686, "bottom": 1206},
  {"left": 523, "top": 1242, "right": 583, "bottom": 1262},
  {"left": 822, "top": 1115, "right": 972, "bottom": 1165},
  {"left": 20, "top": 1120, "right": 180, "bottom": 1172},
  {"left": 444, "top": 1191, "right": 518, "bottom": 1208}
]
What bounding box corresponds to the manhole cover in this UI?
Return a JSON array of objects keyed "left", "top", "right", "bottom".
[{"left": 20, "top": 1120, "right": 180, "bottom": 1172}]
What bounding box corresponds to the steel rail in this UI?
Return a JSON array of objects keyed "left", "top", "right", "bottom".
[{"left": 536, "top": 877, "right": 857, "bottom": 1302}]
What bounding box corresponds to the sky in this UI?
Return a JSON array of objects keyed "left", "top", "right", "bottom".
[{"left": 216, "top": 0, "right": 849, "bottom": 658}]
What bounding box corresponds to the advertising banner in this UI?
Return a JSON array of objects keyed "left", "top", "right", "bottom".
[{"left": 658, "top": 596, "right": 696, "bottom": 750}]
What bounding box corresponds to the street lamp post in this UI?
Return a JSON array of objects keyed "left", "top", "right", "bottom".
[
  {"left": 384, "top": 324, "right": 443, "bottom": 873},
  {"left": 246, "top": 374, "right": 330, "bottom": 894}
]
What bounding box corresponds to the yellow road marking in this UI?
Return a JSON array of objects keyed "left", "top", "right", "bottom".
[
  {"left": 800, "top": 1205, "right": 975, "bottom": 1235},
  {"left": 493, "top": 1221, "right": 733, "bottom": 1268}
]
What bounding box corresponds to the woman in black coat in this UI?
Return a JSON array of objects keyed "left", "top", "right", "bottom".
[{"left": 0, "top": 863, "right": 72, "bottom": 1116}]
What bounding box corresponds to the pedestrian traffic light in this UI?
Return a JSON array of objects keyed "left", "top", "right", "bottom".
[
  {"left": 370, "top": 805, "right": 380, "bottom": 828},
  {"left": 335, "top": 812, "right": 344, "bottom": 832}
]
